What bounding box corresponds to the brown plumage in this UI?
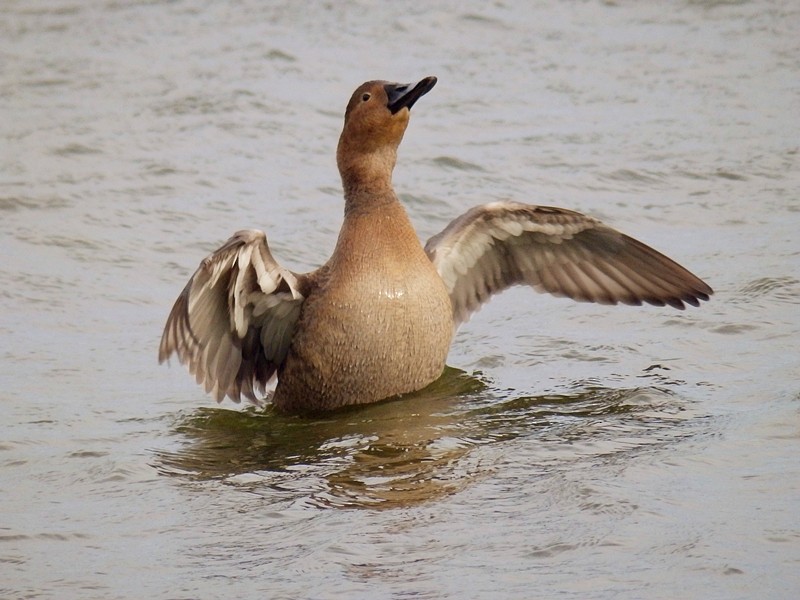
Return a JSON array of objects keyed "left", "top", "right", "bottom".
[{"left": 159, "top": 76, "right": 712, "bottom": 413}]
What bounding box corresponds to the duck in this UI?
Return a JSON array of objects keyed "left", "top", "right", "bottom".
[{"left": 159, "top": 76, "right": 713, "bottom": 413}]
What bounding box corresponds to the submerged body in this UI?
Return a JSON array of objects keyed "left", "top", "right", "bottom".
[{"left": 159, "top": 77, "right": 712, "bottom": 413}]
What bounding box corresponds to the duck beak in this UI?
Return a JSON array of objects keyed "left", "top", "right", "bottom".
[{"left": 386, "top": 76, "right": 437, "bottom": 114}]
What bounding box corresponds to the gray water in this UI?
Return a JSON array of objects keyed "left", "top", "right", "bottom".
[{"left": 2, "top": 1, "right": 799, "bottom": 598}]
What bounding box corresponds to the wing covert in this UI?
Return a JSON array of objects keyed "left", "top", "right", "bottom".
[
  {"left": 425, "top": 201, "right": 713, "bottom": 328},
  {"left": 159, "top": 229, "right": 307, "bottom": 403}
]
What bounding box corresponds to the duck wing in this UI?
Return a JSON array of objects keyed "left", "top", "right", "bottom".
[
  {"left": 159, "top": 229, "right": 308, "bottom": 403},
  {"left": 424, "top": 201, "right": 713, "bottom": 329}
]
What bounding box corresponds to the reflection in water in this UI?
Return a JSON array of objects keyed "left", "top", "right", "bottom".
[{"left": 155, "top": 367, "right": 702, "bottom": 509}]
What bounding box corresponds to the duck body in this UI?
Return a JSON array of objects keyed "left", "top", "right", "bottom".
[
  {"left": 274, "top": 197, "right": 453, "bottom": 413},
  {"left": 159, "top": 76, "right": 713, "bottom": 413}
]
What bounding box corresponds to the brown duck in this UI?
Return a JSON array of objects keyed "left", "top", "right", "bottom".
[{"left": 159, "top": 76, "right": 712, "bottom": 413}]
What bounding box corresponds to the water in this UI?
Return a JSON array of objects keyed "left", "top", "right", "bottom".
[{"left": 2, "top": 1, "right": 799, "bottom": 598}]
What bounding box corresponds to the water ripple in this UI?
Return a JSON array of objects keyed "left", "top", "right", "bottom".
[
  {"left": 154, "top": 369, "right": 705, "bottom": 510},
  {"left": 737, "top": 276, "right": 800, "bottom": 304}
]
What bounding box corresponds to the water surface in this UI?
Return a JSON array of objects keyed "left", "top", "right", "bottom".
[{"left": 2, "top": 1, "right": 799, "bottom": 598}]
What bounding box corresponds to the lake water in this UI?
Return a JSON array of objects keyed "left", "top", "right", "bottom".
[{"left": 2, "top": 1, "right": 799, "bottom": 598}]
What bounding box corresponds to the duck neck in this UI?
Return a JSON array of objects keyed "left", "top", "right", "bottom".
[{"left": 338, "top": 145, "right": 400, "bottom": 215}]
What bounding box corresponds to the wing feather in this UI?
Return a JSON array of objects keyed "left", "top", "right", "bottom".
[
  {"left": 159, "top": 229, "right": 306, "bottom": 403},
  {"left": 425, "top": 201, "right": 712, "bottom": 328}
]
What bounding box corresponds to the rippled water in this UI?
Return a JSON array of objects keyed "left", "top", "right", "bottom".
[{"left": 2, "top": 1, "right": 799, "bottom": 598}]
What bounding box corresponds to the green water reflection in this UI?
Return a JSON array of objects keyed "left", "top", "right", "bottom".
[{"left": 155, "top": 367, "right": 702, "bottom": 509}]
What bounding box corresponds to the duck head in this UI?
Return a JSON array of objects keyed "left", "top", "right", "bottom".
[{"left": 337, "top": 76, "right": 437, "bottom": 195}]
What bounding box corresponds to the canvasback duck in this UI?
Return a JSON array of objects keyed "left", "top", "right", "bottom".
[{"left": 159, "top": 76, "right": 712, "bottom": 413}]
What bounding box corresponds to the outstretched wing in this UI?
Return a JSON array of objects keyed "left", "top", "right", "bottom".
[
  {"left": 159, "top": 230, "right": 307, "bottom": 403},
  {"left": 425, "top": 201, "right": 713, "bottom": 328}
]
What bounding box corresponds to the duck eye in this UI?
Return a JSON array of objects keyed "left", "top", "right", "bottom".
[{"left": 361, "top": 93, "right": 371, "bottom": 102}]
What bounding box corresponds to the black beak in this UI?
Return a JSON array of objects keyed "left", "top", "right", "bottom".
[{"left": 385, "top": 76, "right": 437, "bottom": 114}]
